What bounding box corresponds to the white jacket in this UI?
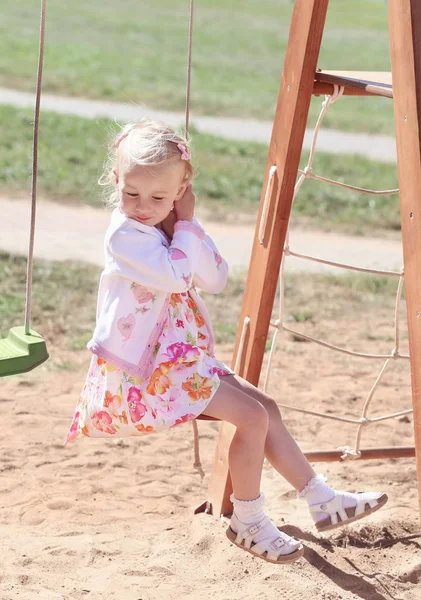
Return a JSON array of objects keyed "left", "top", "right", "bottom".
[{"left": 87, "top": 208, "right": 229, "bottom": 378}]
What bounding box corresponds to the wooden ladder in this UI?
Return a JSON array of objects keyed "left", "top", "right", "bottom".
[{"left": 195, "top": 0, "right": 421, "bottom": 519}]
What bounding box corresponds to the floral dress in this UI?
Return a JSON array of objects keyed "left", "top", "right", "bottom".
[{"left": 66, "top": 291, "right": 233, "bottom": 443}]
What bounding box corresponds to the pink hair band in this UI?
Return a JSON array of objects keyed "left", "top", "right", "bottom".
[
  {"left": 114, "top": 132, "right": 129, "bottom": 148},
  {"left": 177, "top": 143, "right": 190, "bottom": 161}
]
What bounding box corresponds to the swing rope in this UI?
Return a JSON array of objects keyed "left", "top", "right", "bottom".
[
  {"left": 182, "top": 0, "right": 206, "bottom": 478},
  {"left": 259, "top": 86, "right": 412, "bottom": 461},
  {"left": 0, "top": 0, "right": 48, "bottom": 378},
  {"left": 185, "top": 0, "right": 194, "bottom": 138},
  {"left": 25, "top": 0, "right": 47, "bottom": 334}
]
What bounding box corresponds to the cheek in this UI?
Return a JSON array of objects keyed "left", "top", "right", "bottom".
[
  {"left": 119, "top": 197, "right": 136, "bottom": 214},
  {"left": 157, "top": 199, "right": 174, "bottom": 213}
]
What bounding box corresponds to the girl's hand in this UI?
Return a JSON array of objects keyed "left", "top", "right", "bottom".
[
  {"left": 160, "top": 209, "right": 177, "bottom": 240},
  {"left": 175, "top": 184, "right": 195, "bottom": 222}
]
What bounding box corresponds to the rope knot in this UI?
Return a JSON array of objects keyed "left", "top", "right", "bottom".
[
  {"left": 359, "top": 417, "right": 370, "bottom": 427},
  {"left": 303, "top": 166, "right": 312, "bottom": 176},
  {"left": 338, "top": 445, "right": 362, "bottom": 461}
]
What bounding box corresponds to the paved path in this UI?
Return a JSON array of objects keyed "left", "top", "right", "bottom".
[
  {"left": 0, "top": 197, "right": 403, "bottom": 275},
  {"left": 0, "top": 87, "right": 397, "bottom": 163},
  {"left": 1, "top": 88, "right": 402, "bottom": 273}
]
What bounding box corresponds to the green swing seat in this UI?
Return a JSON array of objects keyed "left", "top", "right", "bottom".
[
  {"left": 0, "top": 326, "right": 49, "bottom": 377},
  {"left": 0, "top": 1, "right": 50, "bottom": 378}
]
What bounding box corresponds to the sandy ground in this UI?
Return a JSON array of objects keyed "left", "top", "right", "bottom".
[
  {"left": 1, "top": 184, "right": 419, "bottom": 599},
  {"left": 1, "top": 292, "right": 420, "bottom": 599}
]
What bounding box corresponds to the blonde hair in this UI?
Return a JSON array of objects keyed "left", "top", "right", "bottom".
[{"left": 100, "top": 117, "right": 194, "bottom": 208}]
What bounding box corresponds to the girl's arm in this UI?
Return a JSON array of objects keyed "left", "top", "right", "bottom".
[
  {"left": 191, "top": 217, "right": 229, "bottom": 294},
  {"left": 159, "top": 187, "right": 228, "bottom": 293},
  {"left": 108, "top": 222, "right": 205, "bottom": 293}
]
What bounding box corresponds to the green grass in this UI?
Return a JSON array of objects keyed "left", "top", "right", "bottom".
[
  {"left": 0, "top": 252, "right": 98, "bottom": 352},
  {"left": 0, "top": 105, "right": 401, "bottom": 234},
  {"left": 0, "top": 0, "right": 394, "bottom": 134}
]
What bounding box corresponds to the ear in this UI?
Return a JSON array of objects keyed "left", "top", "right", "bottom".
[
  {"left": 174, "top": 180, "right": 189, "bottom": 202},
  {"left": 113, "top": 168, "right": 119, "bottom": 185}
]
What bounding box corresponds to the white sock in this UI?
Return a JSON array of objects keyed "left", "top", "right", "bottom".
[
  {"left": 298, "top": 474, "right": 359, "bottom": 522},
  {"left": 231, "top": 493, "right": 266, "bottom": 524},
  {"left": 230, "top": 493, "right": 283, "bottom": 546},
  {"left": 298, "top": 474, "right": 335, "bottom": 505}
]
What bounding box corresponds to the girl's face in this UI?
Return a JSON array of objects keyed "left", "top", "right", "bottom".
[{"left": 116, "top": 162, "right": 188, "bottom": 227}]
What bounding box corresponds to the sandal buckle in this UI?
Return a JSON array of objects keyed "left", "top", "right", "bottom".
[
  {"left": 270, "top": 538, "right": 285, "bottom": 550},
  {"left": 248, "top": 524, "right": 260, "bottom": 536}
]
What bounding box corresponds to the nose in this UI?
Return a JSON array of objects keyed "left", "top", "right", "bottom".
[{"left": 135, "top": 199, "right": 147, "bottom": 213}]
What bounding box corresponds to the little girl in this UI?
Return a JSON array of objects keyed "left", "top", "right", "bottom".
[{"left": 66, "top": 117, "right": 388, "bottom": 565}]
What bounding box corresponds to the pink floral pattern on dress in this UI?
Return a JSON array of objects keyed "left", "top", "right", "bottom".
[
  {"left": 92, "top": 411, "right": 118, "bottom": 434},
  {"left": 209, "top": 366, "right": 230, "bottom": 377},
  {"left": 127, "top": 386, "right": 148, "bottom": 423},
  {"left": 171, "top": 414, "right": 197, "bottom": 427},
  {"left": 157, "top": 387, "right": 181, "bottom": 414},
  {"left": 165, "top": 342, "right": 200, "bottom": 364},
  {"left": 65, "top": 291, "right": 234, "bottom": 442},
  {"left": 103, "top": 390, "right": 122, "bottom": 416}
]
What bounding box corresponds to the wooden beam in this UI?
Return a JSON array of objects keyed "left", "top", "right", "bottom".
[
  {"left": 314, "top": 70, "right": 393, "bottom": 99},
  {"left": 389, "top": 0, "right": 421, "bottom": 520},
  {"left": 197, "top": 0, "right": 329, "bottom": 518},
  {"left": 313, "top": 82, "right": 381, "bottom": 97},
  {"left": 195, "top": 445, "right": 416, "bottom": 516},
  {"left": 305, "top": 446, "right": 415, "bottom": 462}
]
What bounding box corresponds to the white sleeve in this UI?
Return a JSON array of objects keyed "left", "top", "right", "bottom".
[
  {"left": 109, "top": 221, "right": 205, "bottom": 293},
  {"left": 191, "top": 217, "right": 229, "bottom": 294}
]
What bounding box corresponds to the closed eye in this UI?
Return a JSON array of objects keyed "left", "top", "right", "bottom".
[
  {"left": 126, "top": 192, "right": 138, "bottom": 197},
  {"left": 153, "top": 197, "right": 164, "bottom": 201}
]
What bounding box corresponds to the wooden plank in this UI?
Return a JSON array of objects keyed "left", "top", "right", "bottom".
[
  {"left": 233, "top": 0, "right": 329, "bottom": 385},
  {"left": 196, "top": 443, "right": 416, "bottom": 516},
  {"left": 197, "top": 0, "right": 329, "bottom": 518},
  {"left": 315, "top": 70, "right": 393, "bottom": 98},
  {"left": 314, "top": 82, "right": 383, "bottom": 97},
  {"left": 388, "top": 0, "right": 421, "bottom": 520},
  {"left": 305, "top": 446, "right": 415, "bottom": 462}
]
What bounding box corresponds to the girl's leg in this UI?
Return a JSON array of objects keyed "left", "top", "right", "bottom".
[
  {"left": 201, "top": 378, "right": 303, "bottom": 563},
  {"left": 222, "top": 374, "right": 316, "bottom": 491},
  {"left": 200, "top": 377, "right": 269, "bottom": 501},
  {"left": 221, "top": 374, "right": 387, "bottom": 532}
]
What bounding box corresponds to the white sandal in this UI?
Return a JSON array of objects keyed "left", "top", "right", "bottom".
[
  {"left": 226, "top": 515, "right": 304, "bottom": 564},
  {"left": 310, "top": 491, "right": 388, "bottom": 533}
]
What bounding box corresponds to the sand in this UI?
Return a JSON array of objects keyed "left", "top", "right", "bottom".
[{"left": 0, "top": 322, "right": 420, "bottom": 600}]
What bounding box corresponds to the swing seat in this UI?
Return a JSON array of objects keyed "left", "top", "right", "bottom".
[{"left": 0, "top": 326, "right": 49, "bottom": 377}]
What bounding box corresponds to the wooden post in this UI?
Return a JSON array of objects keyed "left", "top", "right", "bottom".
[
  {"left": 389, "top": 0, "right": 421, "bottom": 519},
  {"left": 197, "top": 0, "right": 329, "bottom": 517}
]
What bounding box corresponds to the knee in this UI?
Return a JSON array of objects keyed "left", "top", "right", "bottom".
[
  {"left": 260, "top": 395, "right": 283, "bottom": 420},
  {"left": 241, "top": 402, "right": 269, "bottom": 433}
]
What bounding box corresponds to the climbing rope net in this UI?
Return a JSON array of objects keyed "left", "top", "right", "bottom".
[{"left": 256, "top": 85, "right": 413, "bottom": 461}]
